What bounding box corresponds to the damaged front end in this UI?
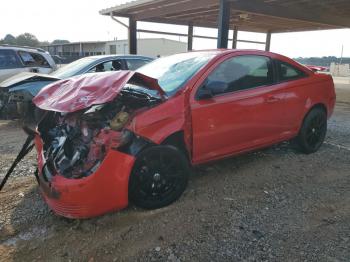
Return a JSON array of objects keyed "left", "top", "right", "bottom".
[
  {"left": 33, "top": 71, "right": 163, "bottom": 218},
  {"left": 39, "top": 87, "right": 159, "bottom": 180}
]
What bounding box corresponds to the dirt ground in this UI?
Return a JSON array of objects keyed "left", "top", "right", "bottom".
[{"left": 0, "top": 79, "right": 349, "bottom": 262}]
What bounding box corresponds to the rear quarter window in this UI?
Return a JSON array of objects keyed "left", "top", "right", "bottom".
[
  {"left": 275, "top": 60, "right": 307, "bottom": 82},
  {"left": 0, "top": 49, "right": 22, "bottom": 69}
]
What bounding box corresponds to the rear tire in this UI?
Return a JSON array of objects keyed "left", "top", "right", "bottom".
[
  {"left": 129, "top": 145, "right": 189, "bottom": 209},
  {"left": 296, "top": 107, "right": 327, "bottom": 154}
]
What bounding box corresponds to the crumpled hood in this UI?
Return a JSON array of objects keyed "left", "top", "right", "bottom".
[
  {"left": 0, "top": 72, "right": 60, "bottom": 88},
  {"left": 33, "top": 70, "right": 166, "bottom": 113}
]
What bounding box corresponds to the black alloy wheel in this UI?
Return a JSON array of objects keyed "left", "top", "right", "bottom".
[
  {"left": 297, "top": 107, "right": 327, "bottom": 154},
  {"left": 129, "top": 145, "right": 190, "bottom": 209}
]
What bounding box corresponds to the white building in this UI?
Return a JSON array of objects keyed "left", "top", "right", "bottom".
[
  {"left": 330, "top": 63, "right": 350, "bottom": 77},
  {"left": 41, "top": 38, "right": 187, "bottom": 59},
  {"left": 106, "top": 38, "right": 187, "bottom": 57}
]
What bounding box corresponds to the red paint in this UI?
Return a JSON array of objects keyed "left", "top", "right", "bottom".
[
  {"left": 131, "top": 50, "right": 335, "bottom": 165},
  {"left": 33, "top": 71, "right": 165, "bottom": 113},
  {"left": 34, "top": 49, "right": 336, "bottom": 218},
  {"left": 35, "top": 134, "right": 135, "bottom": 219},
  {"left": 306, "top": 65, "right": 328, "bottom": 72}
]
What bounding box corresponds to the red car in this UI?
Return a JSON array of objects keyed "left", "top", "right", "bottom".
[{"left": 32, "top": 50, "right": 336, "bottom": 218}]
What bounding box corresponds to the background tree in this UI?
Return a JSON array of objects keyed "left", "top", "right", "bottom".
[
  {"left": 1, "top": 34, "right": 17, "bottom": 45},
  {"left": 295, "top": 56, "right": 350, "bottom": 66},
  {"left": 0, "top": 33, "right": 71, "bottom": 47},
  {"left": 40, "top": 41, "right": 50, "bottom": 46},
  {"left": 15, "top": 33, "right": 40, "bottom": 47},
  {"left": 51, "top": 39, "right": 70, "bottom": 45}
]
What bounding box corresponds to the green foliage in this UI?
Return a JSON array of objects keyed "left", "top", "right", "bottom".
[
  {"left": 15, "top": 33, "right": 39, "bottom": 47},
  {"left": 0, "top": 33, "right": 53, "bottom": 47},
  {"left": 3, "top": 34, "right": 16, "bottom": 45},
  {"left": 295, "top": 56, "right": 350, "bottom": 66},
  {"left": 51, "top": 39, "right": 70, "bottom": 45}
]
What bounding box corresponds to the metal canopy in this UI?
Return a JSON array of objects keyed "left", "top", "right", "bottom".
[{"left": 100, "top": 0, "right": 350, "bottom": 33}]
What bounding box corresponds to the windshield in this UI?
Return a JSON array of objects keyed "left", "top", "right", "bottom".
[
  {"left": 50, "top": 57, "right": 95, "bottom": 78},
  {"left": 137, "top": 52, "right": 216, "bottom": 96}
]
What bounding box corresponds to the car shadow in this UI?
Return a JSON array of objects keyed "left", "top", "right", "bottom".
[
  {"left": 3, "top": 141, "right": 301, "bottom": 261},
  {"left": 190, "top": 141, "right": 300, "bottom": 180},
  {"left": 2, "top": 174, "right": 172, "bottom": 261}
]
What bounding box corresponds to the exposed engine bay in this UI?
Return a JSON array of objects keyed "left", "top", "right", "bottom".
[{"left": 38, "top": 85, "right": 161, "bottom": 180}]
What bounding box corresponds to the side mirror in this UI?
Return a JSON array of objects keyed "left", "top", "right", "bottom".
[
  {"left": 197, "top": 80, "right": 227, "bottom": 100},
  {"left": 197, "top": 85, "right": 213, "bottom": 100}
]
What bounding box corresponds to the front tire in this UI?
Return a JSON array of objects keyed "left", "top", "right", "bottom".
[
  {"left": 129, "top": 145, "right": 190, "bottom": 209},
  {"left": 296, "top": 107, "right": 327, "bottom": 154}
]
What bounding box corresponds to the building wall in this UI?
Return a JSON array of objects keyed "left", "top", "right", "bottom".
[
  {"left": 81, "top": 43, "right": 106, "bottom": 56},
  {"left": 42, "top": 38, "right": 187, "bottom": 63},
  {"left": 330, "top": 63, "right": 350, "bottom": 77},
  {"left": 140, "top": 38, "right": 187, "bottom": 57},
  {"left": 106, "top": 38, "right": 187, "bottom": 57},
  {"left": 106, "top": 40, "right": 128, "bottom": 55},
  {"left": 42, "top": 43, "right": 106, "bottom": 57}
]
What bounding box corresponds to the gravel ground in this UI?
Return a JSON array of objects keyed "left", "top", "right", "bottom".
[{"left": 0, "top": 82, "right": 349, "bottom": 262}]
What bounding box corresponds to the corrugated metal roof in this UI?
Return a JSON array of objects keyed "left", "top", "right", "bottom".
[{"left": 100, "top": 0, "right": 350, "bottom": 33}]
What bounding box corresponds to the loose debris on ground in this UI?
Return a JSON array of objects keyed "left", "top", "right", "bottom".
[{"left": 0, "top": 102, "right": 349, "bottom": 262}]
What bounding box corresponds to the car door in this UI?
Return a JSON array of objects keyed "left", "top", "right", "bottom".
[
  {"left": 272, "top": 59, "right": 310, "bottom": 132},
  {"left": 17, "top": 51, "right": 54, "bottom": 74},
  {"left": 191, "top": 54, "right": 289, "bottom": 164},
  {"left": 29, "top": 52, "right": 53, "bottom": 74},
  {"left": 0, "top": 49, "right": 25, "bottom": 82}
]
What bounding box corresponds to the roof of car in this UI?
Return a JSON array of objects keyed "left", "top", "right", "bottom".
[
  {"left": 188, "top": 49, "right": 268, "bottom": 54},
  {"left": 0, "top": 44, "right": 47, "bottom": 53},
  {"left": 194, "top": 49, "right": 312, "bottom": 73},
  {"left": 85, "top": 54, "right": 154, "bottom": 60},
  {"left": 183, "top": 49, "right": 294, "bottom": 60}
]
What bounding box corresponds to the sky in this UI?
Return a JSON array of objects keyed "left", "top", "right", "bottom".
[{"left": 1, "top": 0, "right": 349, "bottom": 58}]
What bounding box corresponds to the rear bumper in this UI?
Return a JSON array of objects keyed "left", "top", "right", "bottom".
[{"left": 35, "top": 135, "right": 135, "bottom": 219}]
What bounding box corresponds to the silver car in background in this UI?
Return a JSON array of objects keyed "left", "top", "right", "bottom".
[
  {"left": 0, "top": 45, "right": 57, "bottom": 82},
  {"left": 0, "top": 54, "right": 153, "bottom": 120}
]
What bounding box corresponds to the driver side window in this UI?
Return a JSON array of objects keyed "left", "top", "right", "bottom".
[
  {"left": 88, "top": 60, "right": 123, "bottom": 73},
  {"left": 202, "top": 55, "right": 273, "bottom": 96}
]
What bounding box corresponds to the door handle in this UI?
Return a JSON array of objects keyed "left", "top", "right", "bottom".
[{"left": 266, "top": 95, "right": 280, "bottom": 103}]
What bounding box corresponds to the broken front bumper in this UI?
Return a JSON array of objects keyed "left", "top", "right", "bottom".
[{"left": 35, "top": 135, "right": 135, "bottom": 219}]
